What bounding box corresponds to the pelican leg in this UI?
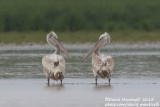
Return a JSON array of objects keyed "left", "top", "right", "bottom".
[
  {"left": 95, "top": 76, "right": 97, "bottom": 85},
  {"left": 108, "top": 78, "right": 111, "bottom": 86},
  {"left": 59, "top": 72, "right": 63, "bottom": 85},
  {"left": 47, "top": 78, "right": 50, "bottom": 85},
  {"left": 60, "top": 80, "right": 63, "bottom": 85}
]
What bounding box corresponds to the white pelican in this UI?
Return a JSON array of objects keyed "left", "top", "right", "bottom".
[
  {"left": 42, "top": 31, "right": 72, "bottom": 85},
  {"left": 83, "top": 32, "right": 114, "bottom": 85}
]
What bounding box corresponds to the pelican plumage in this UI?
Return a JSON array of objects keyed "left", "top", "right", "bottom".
[
  {"left": 42, "top": 31, "right": 72, "bottom": 85},
  {"left": 83, "top": 32, "right": 114, "bottom": 85}
]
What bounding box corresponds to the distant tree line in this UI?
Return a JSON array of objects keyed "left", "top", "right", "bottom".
[{"left": 0, "top": 0, "right": 160, "bottom": 32}]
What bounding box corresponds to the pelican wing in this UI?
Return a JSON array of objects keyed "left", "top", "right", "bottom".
[
  {"left": 92, "top": 54, "right": 114, "bottom": 73},
  {"left": 42, "top": 54, "right": 65, "bottom": 77},
  {"left": 102, "top": 55, "right": 114, "bottom": 72},
  {"left": 92, "top": 55, "right": 103, "bottom": 71}
]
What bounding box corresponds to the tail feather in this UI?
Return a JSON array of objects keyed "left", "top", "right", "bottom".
[
  {"left": 50, "top": 72, "right": 64, "bottom": 80},
  {"left": 97, "top": 70, "right": 111, "bottom": 79}
]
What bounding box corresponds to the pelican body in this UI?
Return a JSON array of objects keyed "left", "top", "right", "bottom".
[
  {"left": 83, "top": 32, "right": 114, "bottom": 85},
  {"left": 42, "top": 31, "right": 72, "bottom": 85}
]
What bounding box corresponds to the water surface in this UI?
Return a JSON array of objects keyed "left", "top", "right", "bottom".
[
  {"left": 0, "top": 44, "right": 160, "bottom": 107},
  {"left": 0, "top": 44, "right": 160, "bottom": 79}
]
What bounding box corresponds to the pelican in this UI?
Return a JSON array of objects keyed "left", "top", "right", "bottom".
[
  {"left": 83, "top": 32, "right": 114, "bottom": 85},
  {"left": 42, "top": 31, "right": 72, "bottom": 85}
]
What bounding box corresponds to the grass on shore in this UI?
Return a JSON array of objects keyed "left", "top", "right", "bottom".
[{"left": 0, "top": 30, "right": 160, "bottom": 44}]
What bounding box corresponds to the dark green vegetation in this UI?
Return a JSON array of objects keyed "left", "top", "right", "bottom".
[
  {"left": 0, "top": 0, "right": 160, "bottom": 32},
  {"left": 0, "top": 0, "right": 160, "bottom": 44},
  {"left": 0, "top": 31, "right": 160, "bottom": 44}
]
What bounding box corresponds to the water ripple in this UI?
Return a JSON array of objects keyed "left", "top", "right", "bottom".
[{"left": 0, "top": 44, "right": 160, "bottom": 79}]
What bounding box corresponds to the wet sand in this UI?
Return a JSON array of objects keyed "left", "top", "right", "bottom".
[{"left": 0, "top": 78, "right": 160, "bottom": 107}]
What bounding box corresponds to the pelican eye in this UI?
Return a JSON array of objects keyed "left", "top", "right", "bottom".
[{"left": 53, "top": 37, "right": 58, "bottom": 40}]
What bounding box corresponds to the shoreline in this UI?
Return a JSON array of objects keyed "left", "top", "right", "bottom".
[
  {"left": 0, "top": 42, "right": 160, "bottom": 49},
  {"left": 1, "top": 42, "right": 160, "bottom": 46},
  {"left": 1, "top": 30, "right": 160, "bottom": 44}
]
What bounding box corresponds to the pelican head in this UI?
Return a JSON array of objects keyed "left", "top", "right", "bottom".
[
  {"left": 47, "top": 31, "right": 72, "bottom": 60},
  {"left": 47, "top": 31, "right": 58, "bottom": 47},
  {"left": 99, "top": 32, "right": 110, "bottom": 46},
  {"left": 83, "top": 32, "right": 110, "bottom": 60}
]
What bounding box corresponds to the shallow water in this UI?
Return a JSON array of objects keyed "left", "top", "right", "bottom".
[
  {"left": 0, "top": 44, "right": 160, "bottom": 107},
  {"left": 0, "top": 44, "right": 160, "bottom": 79},
  {"left": 0, "top": 78, "right": 160, "bottom": 107}
]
